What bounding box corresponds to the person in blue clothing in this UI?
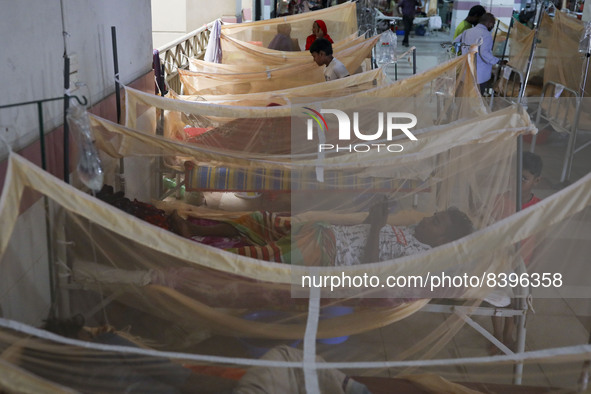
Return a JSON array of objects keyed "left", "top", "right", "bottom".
[{"left": 454, "top": 13, "right": 505, "bottom": 94}]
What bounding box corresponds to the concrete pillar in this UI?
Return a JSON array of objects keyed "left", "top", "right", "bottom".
[
  {"left": 263, "top": 0, "right": 271, "bottom": 19},
  {"left": 236, "top": 0, "right": 243, "bottom": 22},
  {"left": 583, "top": 0, "right": 591, "bottom": 21}
]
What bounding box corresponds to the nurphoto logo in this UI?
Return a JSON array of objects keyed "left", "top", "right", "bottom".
[{"left": 303, "top": 107, "right": 418, "bottom": 153}]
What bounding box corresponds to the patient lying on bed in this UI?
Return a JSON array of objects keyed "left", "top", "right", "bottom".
[{"left": 169, "top": 200, "right": 474, "bottom": 266}]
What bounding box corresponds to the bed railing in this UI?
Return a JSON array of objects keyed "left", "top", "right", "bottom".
[
  {"left": 156, "top": 24, "right": 212, "bottom": 94},
  {"left": 490, "top": 65, "right": 526, "bottom": 109},
  {"left": 532, "top": 81, "right": 583, "bottom": 183}
]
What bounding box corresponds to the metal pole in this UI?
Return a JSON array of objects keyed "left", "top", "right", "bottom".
[
  {"left": 516, "top": 136, "right": 523, "bottom": 215},
  {"left": 518, "top": 2, "right": 545, "bottom": 101},
  {"left": 511, "top": 4, "right": 546, "bottom": 385},
  {"left": 111, "top": 26, "right": 121, "bottom": 124},
  {"left": 511, "top": 4, "right": 545, "bottom": 384},
  {"left": 43, "top": 196, "right": 57, "bottom": 320},
  {"left": 492, "top": 20, "right": 500, "bottom": 48},
  {"left": 412, "top": 48, "right": 417, "bottom": 74},
  {"left": 577, "top": 49, "right": 591, "bottom": 369},
  {"left": 63, "top": 56, "right": 70, "bottom": 183},
  {"left": 512, "top": 134, "right": 525, "bottom": 385},
  {"left": 37, "top": 102, "right": 47, "bottom": 171},
  {"left": 561, "top": 52, "right": 590, "bottom": 182},
  {"left": 37, "top": 100, "right": 57, "bottom": 320},
  {"left": 495, "top": 17, "right": 514, "bottom": 83},
  {"left": 61, "top": 0, "right": 70, "bottom": 184},
  {"left": 580, "top": 330, "right": 591, "bottom": 391},
  {"left": 111, "top": 26, "right": 125, "bottom": 193}
]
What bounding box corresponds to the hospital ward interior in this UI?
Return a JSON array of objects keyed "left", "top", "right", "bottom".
[{"left": 3, "top": 0, "right": 591, "bottom": 392}]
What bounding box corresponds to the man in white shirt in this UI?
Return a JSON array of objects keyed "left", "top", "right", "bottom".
[
  {"left": 454, "top": 13, "right": 502, "bottom": 94},
  {"left": 309, "top": 38, "right": 350, "bottom": 81}
]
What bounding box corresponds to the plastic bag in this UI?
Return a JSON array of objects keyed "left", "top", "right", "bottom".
[
  {"left": 579, "top": 21, "right": 591, "bottom": 54},
  {"left": 66, "top": 101, "right": 104, "bottom": 192},
  {"left": 377, "top": 29, "right": 397, "bottom": 64}
]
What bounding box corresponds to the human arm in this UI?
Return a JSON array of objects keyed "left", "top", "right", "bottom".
[
  {"left": 478, "top": 33, "right": 500, "bottom": 65},
  {"left": 362, "top": 198, "right": 389, "bottom": 264}
]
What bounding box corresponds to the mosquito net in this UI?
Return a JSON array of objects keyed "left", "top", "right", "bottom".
[
  {"left": 219, "top": 31, "right": 362, "bottom": 65},
  {"left": 543, "top": 12, "right": 591, "bottom": 96},
  {"left": 190, "top": 34, "right": 368, "bottom": 74},
  {"left": 497, "top": 12, "right": 590, "bottom": 97},
  {"left": 168, "top": 67, "right": 390, "bottom": 107},
  {"left": 178, "top": 35, "right": 379, "bottom": 95},
  {"left": 220, "top": 1, "right": 358, "bottom": 48},
  {"left": 4, "top": 93, "right": 591, "bottom": 391},
  {"left": 125, "top": 53, "right": 482, "bottom": 163},
  {"left": 493, "top": 16, "right": 551, "bottom": 99},
  {"left": 3, "top": 18, "right": 591, "bottom": 389},
  {"left": 504, "top": 19, "right": 537, "bottom": 75},
  {"left": 495, "top": 12, "right": 591, "bottom": 135}
]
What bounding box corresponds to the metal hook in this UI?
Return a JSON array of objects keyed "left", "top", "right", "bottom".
[{"left": 67, "top": 94, "right": 88, "bottom": 107}]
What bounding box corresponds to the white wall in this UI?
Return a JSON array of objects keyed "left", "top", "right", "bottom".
[
  {"left": 187, "top": 0, "right": 236, "bottom": 29},
  {"left": 152, "top": 0, "right": 242, "bottom": 49},
  {"left": 0, "top": 0, "right": 153, "bottom": 159},
  {"left": 152, "top": 0, "right": 188, "bottom": 48},
  {"left": 0, "top": 0, "right": 152, "bottom": 325},
  {"left": 583, "top": 1, "right": 591, "bottom": 21}
]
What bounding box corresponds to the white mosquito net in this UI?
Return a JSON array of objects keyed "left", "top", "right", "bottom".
[
  {"left": 168, "top": 67, "right": 390, "bottom": 107},
  {"left": 4, "top": 97, "right": 591, "bottom": 392},
  {"left": 219, "top": 31, "right": 362, "bottom": 65},
  {"left": 220, "top": 1, "right": 358, "bottom": 48},
  {"left": 178, "top": 35, "right": 379, "bottom": 95},
  {"left": 3, "top": 18, "right": 591, "bottom": 391}
]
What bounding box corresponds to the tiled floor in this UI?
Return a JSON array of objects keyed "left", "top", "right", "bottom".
[{"left": 380, "top": 29, "right": 456, "bottom": 81}]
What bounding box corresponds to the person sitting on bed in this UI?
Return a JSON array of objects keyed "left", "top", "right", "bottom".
[
  {"left": 309, "top": 38, "right": 349, "bottom": 81},
  {"left": 268, "top": 23, "right": 298, "bottom": 51},
  {"left": 168, "top": 199, "right": 474, "bottom": 266}
]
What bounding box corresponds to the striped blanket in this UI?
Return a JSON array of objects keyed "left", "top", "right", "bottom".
[
  {"left": 185, "top": 163, "right": 425, "bottom": 192},
  {"left": 226, "top": 211, "right": 336, "bottom": 266}
]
